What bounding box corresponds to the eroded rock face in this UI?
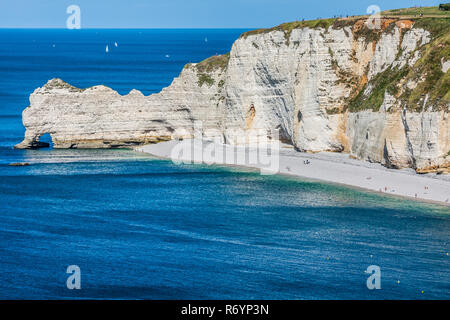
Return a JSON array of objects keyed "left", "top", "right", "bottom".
[
  {"left": 16, "top": 18, "right": 450, "bottom": 172},
  {"left": 16, "top": 69, "right": 225, "bottom": 149},
  {"left": 346, "top": 110, "right": 450, "bottom": 170}
]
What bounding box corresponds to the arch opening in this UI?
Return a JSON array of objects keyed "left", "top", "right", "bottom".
[{"left": 32, "top": 133, "right": 52, "bottom": 149}]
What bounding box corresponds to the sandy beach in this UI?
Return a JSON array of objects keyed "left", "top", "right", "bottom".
[{"left": 136, "top": 139, "right": 450, "bottom": 206}]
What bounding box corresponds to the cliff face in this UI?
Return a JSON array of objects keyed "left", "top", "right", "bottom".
[{"left": 16, "top": 17, "right": 450, "bottom": 173}]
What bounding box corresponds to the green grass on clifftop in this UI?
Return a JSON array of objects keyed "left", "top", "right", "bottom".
[
  {"left": 186, "top": 53, "right": 230, "bottom": 87},
  {"left": 189, "top": 6, "right": 450, "bottom": 104},
  {"left": 193, "top": 53, "right": 230, "bottom": 74},
  {"left": 414, "top": 17, "right": 450, "bottom": 36},
  {"left": 382, "top": 6, "right": 450, "bottom": 17},
  {"left": 44, "top": 79, "right": 85, "bottom": 93},
  {"left": 240, "top": 6, "right": 450, "bottom": 40},
  {"left": 241, "top": 18, "right": 337, "bottom": 41}
]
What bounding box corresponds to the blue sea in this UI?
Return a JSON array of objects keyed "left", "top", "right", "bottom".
[{"left": 0, "top": 29, "right": 449, "bottom": 300}]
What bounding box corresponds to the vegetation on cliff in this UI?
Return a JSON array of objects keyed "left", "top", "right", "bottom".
[
  {"left": 194, "top": 53, "right": 230, "bottom": 73},
  {"left": 382, "top": 6, "right": 450, "bottom": 17},
  {"left": 348, "top": 14, "right": 450, "bottom": 112},
  {"left": 240, "top": 6, "right": 449, "bottom": 42},
  {"left": 241, "top": 18, "right": 337, "bottom": 42},
  {"left": 193, "top": 6, "right": 449, "bottom": 109},
  {"left": 44, "top": 78, "right": 85, "bottom": 93},
  {"left": 197, "top": 74, "right": 215, "bottom": 87},
  {"left": 186, "top": 53, "right": 230, "bottom": 87},
  {"left": 348, "top": 67, "right": 409, "bottom": 112},
  {"left": 401, "top": 26, "right": 450, "bottom": 111}
]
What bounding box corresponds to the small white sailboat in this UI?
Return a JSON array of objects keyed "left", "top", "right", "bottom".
[
  {"left": 114, "top": 42, "right": 118, "bottom": 47},
  {"left": 165, "top": 54, "right": 170, "bottom": 58},
  {"left": 205, "top": 37, "right": 208, "bottom": 43},
  {"left": 105, "top": 45, "right": 109, "bottom": 53}
]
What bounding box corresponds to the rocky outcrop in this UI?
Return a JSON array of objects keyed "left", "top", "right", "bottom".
[
  {"left": 16, "top": 17, "right": 449, "bottom": 173},
  {"left": 15, "top": 67, "right": 226, "bottom": 149}
]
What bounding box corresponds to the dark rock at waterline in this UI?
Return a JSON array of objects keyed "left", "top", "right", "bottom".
[
  {"left": 9, "top": 162, "right": 30, "bottom": 166},
  {"left": 14, "top": 140, "right": 50, "bottom": 149}
]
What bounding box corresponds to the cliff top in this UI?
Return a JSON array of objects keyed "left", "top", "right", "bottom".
[
  {"left": 381, "top": 5, "right": 450, "bottom": 17},
  {"left": 240, "top": 6, "right": 450, "bottom": 39},
  {"left": 186, "top": 53, "right": 230, "bottom": 74},
  {"left": 42, "top": 78, "right": 85, "bottom": 93},
  {"left": 186, "top": 7, "right": 449, "bottom": 110}
]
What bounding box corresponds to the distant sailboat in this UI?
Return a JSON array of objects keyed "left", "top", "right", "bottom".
[
  {"left": 105, "top": 45, "right": 109, "bottom": 53},
  {"left": 165, "top": 54, "right": 170, "bottom": 58},
  {"left": 205, "top": 37, "right": 208, "bottom": 43},
  {"left": 114, "top": 42, "right": 118, "bottom": 47}
]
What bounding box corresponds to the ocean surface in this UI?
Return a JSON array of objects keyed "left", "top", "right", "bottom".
[{"left": 0, "top": 29, "right": 449, "bottom": 300}]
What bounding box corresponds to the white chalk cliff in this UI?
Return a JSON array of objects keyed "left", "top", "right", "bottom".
[{"left": 16, "top": 17, "right": 450, "bottom": 173}]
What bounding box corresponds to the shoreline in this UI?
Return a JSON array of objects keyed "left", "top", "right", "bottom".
[{"left": 136, "top": 140, "right": 450, "bottom": 207}]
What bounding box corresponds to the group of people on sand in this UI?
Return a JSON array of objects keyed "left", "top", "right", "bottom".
[
  {"left": 378, "top": 186, "right": 396, "bottom": 193},
  {"left": 377, "top": 185, "right": 437, "bottom": 201}
]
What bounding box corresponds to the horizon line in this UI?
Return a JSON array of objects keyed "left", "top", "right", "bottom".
[{"left": 0, "top": 27, "right": 258, "bottom": 30}]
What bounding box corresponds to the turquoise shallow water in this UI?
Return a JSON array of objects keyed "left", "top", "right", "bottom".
[{"left": 0, "top": 29, "right": 449, "bottom": 299}]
